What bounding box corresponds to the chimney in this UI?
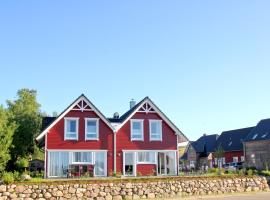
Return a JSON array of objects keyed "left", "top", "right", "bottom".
[
  {"left": 130, "top": 99, "right": 136, "bottom": 109},
  {"left": 113, "top": 112, "right": 119, "bottom": 119}
]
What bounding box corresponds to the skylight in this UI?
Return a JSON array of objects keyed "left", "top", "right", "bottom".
[
  {"left": 252, "top": 134, "right": 258, "bottom": 140},
  {"left": 261, "top": 133, "right": 268, "bottom": 138}
]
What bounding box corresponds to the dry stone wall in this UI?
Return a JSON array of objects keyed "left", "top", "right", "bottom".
[{"left": 0, "top": 176, "right": 269, "bottom": 200}]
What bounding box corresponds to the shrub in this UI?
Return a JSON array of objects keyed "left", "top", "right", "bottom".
[
  {"left": 207, "top": 168, "right": 219, "bottom": 174},
  {"left": 13, "top": 171, "right": 21, "bottom": 181},
  {"left": 260, "top": 170, "right": 270, "bottom": 176},
  {"left": 247, "top": 169, "right": 254, "bottom": 176},
  {"left": 237, "top": 169, "right": 246, "bottom": 176},
  {"left": 2, "top": 172, "right": 14, "bottom": 184},
  {"left": 16, "top": 157, "right": 29, "bottom": 172}
]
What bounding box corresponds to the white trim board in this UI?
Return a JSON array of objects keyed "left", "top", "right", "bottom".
[{"left": 36, "top": 94, "right": 115, "bottom": 141}]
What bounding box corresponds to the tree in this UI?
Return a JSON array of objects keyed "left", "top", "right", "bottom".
[
  {"left": 0, "top": 106, "right": 16, "bottom": 173},
  {"left": 213, "top": 144, "right": 224, "bottom": 169},
  {"left": 7, "top": 89, "right": 42, "bottom": 167}
]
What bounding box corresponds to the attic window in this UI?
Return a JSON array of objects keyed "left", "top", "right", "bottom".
[
  {"left": 228, "top": 141, "right": 232, "bottom": 146},
  {"left": 261, "top": 133, "right": 268, "bottom": 138},
  {"left": 252, "top": 134, "right": 258, "bottom": 140}
]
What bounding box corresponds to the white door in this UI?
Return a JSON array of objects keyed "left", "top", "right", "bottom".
[
  {"left": 158, "top": 152, "right": 176, "bottom": 176},
  {"left": 123, "top": 152, "right": 136, "bottom": 176}
]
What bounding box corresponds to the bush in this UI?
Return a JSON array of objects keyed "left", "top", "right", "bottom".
[
  {"left": 13, "top": 171, "right": 21, "bottom": 181},
  {"left": 237, "top": 169, "right": 246, "bottom": 176},
  {"left": 207, "top": 168, "right": 219, "bottom": 174},
  {"left": 260, "top": 170, "right": 270, "bottom": 176},
  {"left": 247, "top": 169, "right": 254, "bottom": 176},
  {"left": 16, "top": 157, "right": 29, "bottom": 171},
  {"left": 1, "top": 172, "right": 14, "bottom": 184}
]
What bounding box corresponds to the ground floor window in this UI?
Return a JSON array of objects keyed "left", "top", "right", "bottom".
[
  {"left": 123, "top": 150, "right": 177, "bottom": 176},
  {"left": 48, "top": 150, "right": 106, "bottom": 177}
]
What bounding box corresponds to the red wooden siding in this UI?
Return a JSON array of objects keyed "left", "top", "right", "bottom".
[
  {"left": 224, "top": 151, "right": 243, "bottom": 163},
  {"left": 137, "top": 164, "right": 156, "bottom": 176},
  {"left": 46, "top": 110, "right": 114, "bottom": 174},
  {"left": 116, "top": 112, "right": 177, "bottom": 173}
]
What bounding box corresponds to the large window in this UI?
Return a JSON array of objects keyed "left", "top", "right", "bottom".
[
  {"left": 94, "top": 152, "right": 106, "bottom": 176},
  {"left": 49, "top": 152, "right": 69, "bottom": 177},
  {"left": 64, "top": 118, "right": 79, "bottom": 140},
  {"left": 149, "top": 120, "right": 162, "bottom": 141},
  {"left": 131, "top": 120, "right": 144, "bottom": 141},
  {"left": 85, "top": 118, "right": 99, "bottom": 140},
  {"left": 137, "top": 151, "right": 156, "bottom": 164},
  {"left": 72, "top": 152, "right": 93, "bottom": 164}
]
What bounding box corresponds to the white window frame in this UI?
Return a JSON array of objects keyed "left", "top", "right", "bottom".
[
  {"left": 64, "top": 117, "right": 79, "bottom": 140},
  {"left": 137, "top": 151, "right": 156, "bottom": 164},
  {"left": 149, "top": 120, "right": 162, "bottom": 141},
  {"left": 71, "top": 151, "right": 94, "bottom": 165},
  {"left": 241, "top": 156, "right": 245, "bottom": 162},
  {"left": 232, "top": 156, "right": 238, "bottom": 163},
  {"left": 85, "top": 118, "right": 99, "bottom": 140},
  {"left": 131, "top": 119, "right": 144, "bottom": 141}
]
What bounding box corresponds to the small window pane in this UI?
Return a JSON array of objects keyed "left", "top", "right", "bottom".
[
  {"left": 68, "top": 120, "right": 76, "bottom": 132},
  {"left": 87, "top": 121, "right": 97, "bottom": 133},
  {"left": 131, "top": 121, "right": 143, "bottom": 140},
  {"left": 150, "top": 121, "right": 162, "bottom": 140}
]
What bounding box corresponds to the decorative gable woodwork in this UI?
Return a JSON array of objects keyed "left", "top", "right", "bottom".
[
  {"left": 71, "top": 99, "right": 92, "bottom": 112},
  {"left": 138, "top": 102, "right": 156, "bottom": 113}
]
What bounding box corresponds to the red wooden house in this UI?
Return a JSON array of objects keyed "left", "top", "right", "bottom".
[
  {"left": 213, "top": 127, "right": 254, "bottom": 167},
  {"left": 36, "top": 95, "right": 187, "bottom": 178}
]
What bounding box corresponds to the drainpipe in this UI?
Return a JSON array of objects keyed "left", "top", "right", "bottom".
[{"left": 113, "top": 130, "right": 117, "bottom": 174}]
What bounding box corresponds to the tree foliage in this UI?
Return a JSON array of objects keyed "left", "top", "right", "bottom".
[
  {"left": 7, "top": 89, "right": 42, "bottom": 163},
  {"left": 0, "top": 106, "right": 16, "bottom": 173}
]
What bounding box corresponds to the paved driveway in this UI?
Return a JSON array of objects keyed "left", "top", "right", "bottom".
[{"left": 165, "top": 192, "right": 270, "bottom": 200}]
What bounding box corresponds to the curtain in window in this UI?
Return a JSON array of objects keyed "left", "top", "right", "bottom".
[
  {"left": 166, "top": 152, "right": 176, "bottom": 175},
  {"left": 94, "top": 152, "right": 106, "bottom": 176},
  {"left": 49, "top": 152, "right": 69, "bottom": 177}
]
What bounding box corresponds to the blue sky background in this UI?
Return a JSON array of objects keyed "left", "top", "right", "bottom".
[{"left": 0, "top": 1, "right": 269, "bottom": 140}]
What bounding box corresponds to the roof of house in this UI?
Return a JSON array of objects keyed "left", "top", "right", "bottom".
[
  {"left": 41, "top": 116, "right": 56, "bottom": 132},
  {"left": 107, "top": 97, "right": 147, "bottom": 123},
  {"left": 216, "top": 127, "right": 253, "bottom": 152},
  {"left": 191, "top": 134, "right": 219, "bottom": 154},
  {"left": 244, "top": 118, "right": 270, "bottom": 142},
  {"left": 37, "top": 95, "right": 188, "bottom": 142}
]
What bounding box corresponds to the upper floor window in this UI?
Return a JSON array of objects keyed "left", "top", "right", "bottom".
[
  {"left": 85, "top": 118, "right": 99, "bottom": 140},
  {"left": 131, "top": 119, "right": 144, "bottom": 141},
  {"left": 149, "top": 120, "right": 162, "bottom": 141},
  {"left": 64, "top": 118, "right": 79, "bottom": 140}
]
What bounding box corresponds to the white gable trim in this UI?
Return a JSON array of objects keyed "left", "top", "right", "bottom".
[
  {"left": 36, "top": 95, "right": 115, "bottom": 141},
  {"left": 115, "top": 98, "right": 188, "bottom": 141}
]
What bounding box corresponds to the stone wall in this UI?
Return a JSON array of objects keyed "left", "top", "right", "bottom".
[{"left": 0, "top": 176, "right": 269, "bottom": 200}]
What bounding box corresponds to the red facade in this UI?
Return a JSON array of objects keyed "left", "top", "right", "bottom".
[
  {"left": 116, "top": 112, "right": 178, "bottom": 173},
  {"left": 38, "top": 95, "right": 184, "bottom": 177},
  {"left": 224, "top": 151, "right": 243, "bottom": 163},
  {"left": 46, "top": 110, "right": 114, "bottom": 176}
]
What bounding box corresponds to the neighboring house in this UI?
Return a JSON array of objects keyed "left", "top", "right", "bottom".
[
  {"left": 184, "top": 134, "right": 218, "bottom": 170},
  {"left": 244, "top": 119, "right": 270, "bottom": 170},
  {"left": 214, "top": 127, "right": 253, "bottom": 166},
  {"left": 29, "top": 159, "right": 44, "bottom": 172},
  {"left": 36, "top": 94, "right": 188, "bottom": 178}
]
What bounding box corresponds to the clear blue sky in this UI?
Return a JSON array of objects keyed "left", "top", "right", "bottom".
[{"left": 0, "top": 1, "right": 269, "bottom": 140}]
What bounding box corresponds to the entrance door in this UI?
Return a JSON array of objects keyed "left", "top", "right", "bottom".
[
  {"left": 158, "top": 152, "right": 176, "bottom": 176},
  {"left": 158, "top": 152, "right": 166, "bottom": 175},
  {"left": 124, "top": 152, "right": 135, "bottom": 176}
]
